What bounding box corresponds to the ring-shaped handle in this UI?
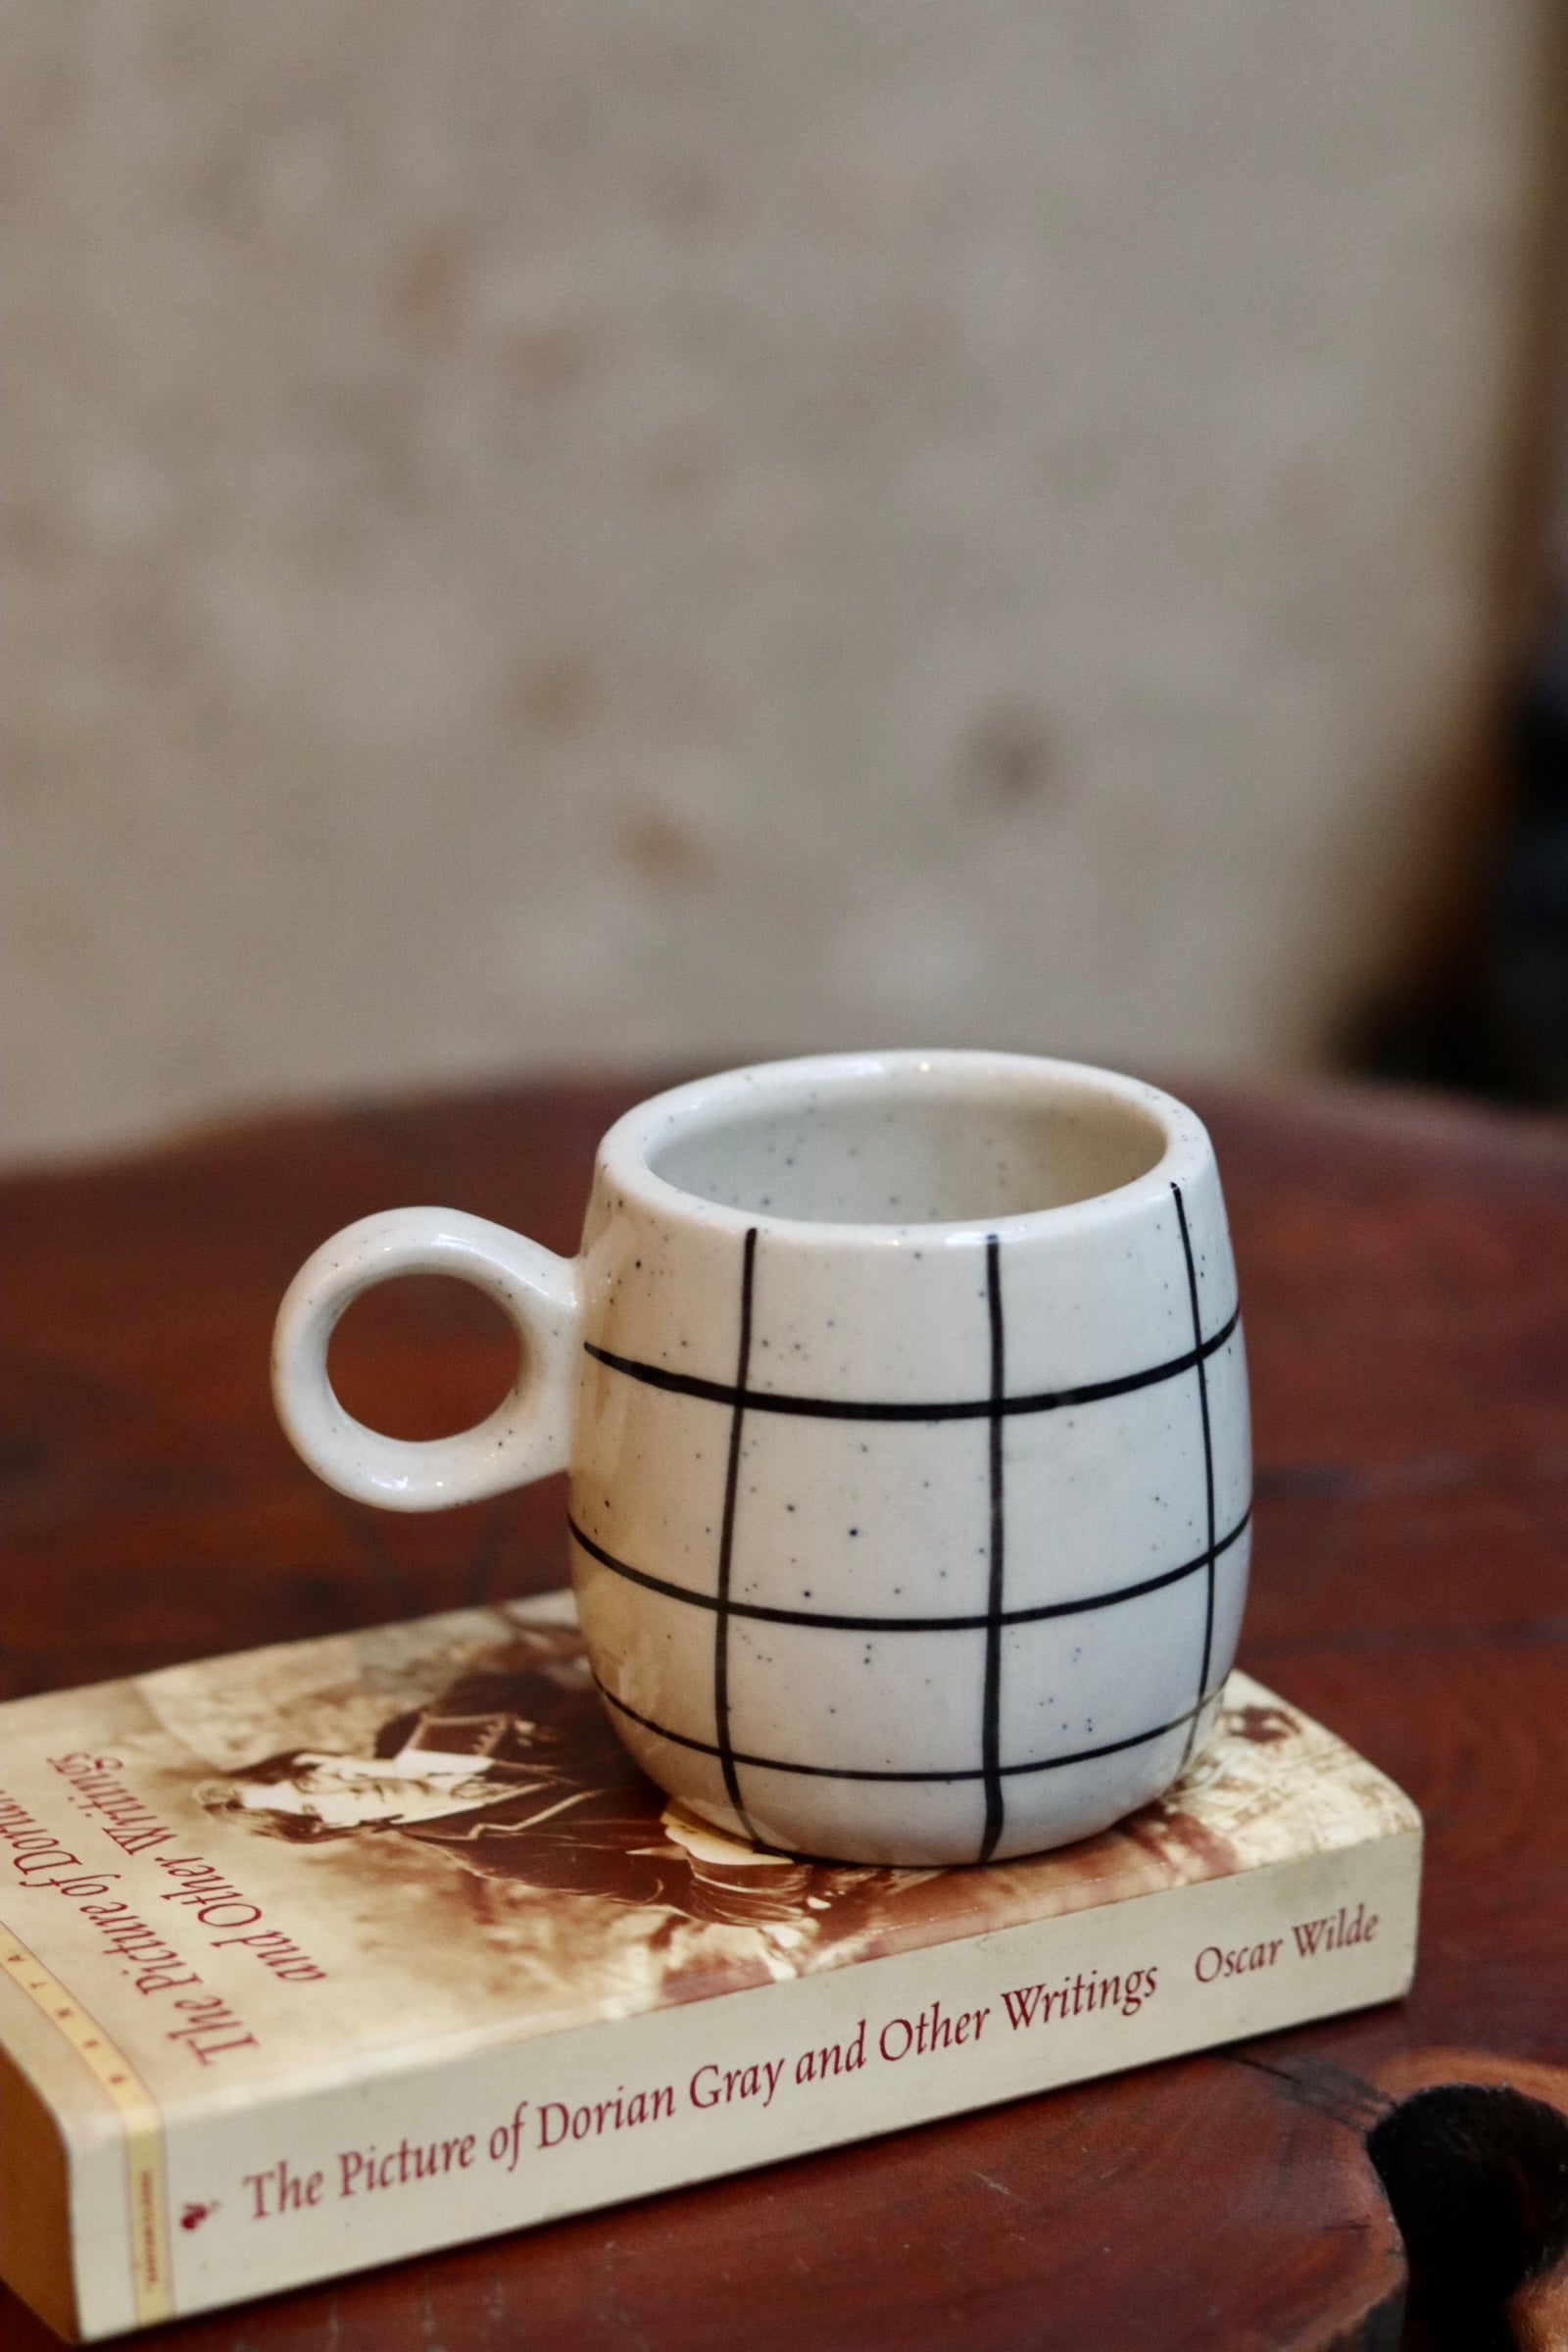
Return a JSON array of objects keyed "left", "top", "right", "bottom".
[{"left": 271, "top": 1208, "right": 581, "bottom": 1510}]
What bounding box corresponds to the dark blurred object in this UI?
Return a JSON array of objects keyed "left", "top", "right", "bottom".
[
  {"left": 1359, "top": 622, "right": 1568, "bottom": 1103},
  {"left": 1497, "top": 631, "right": 1568, "bottom": 1096}
]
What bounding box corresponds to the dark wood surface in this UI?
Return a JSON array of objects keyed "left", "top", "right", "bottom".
[{"left": 4, "top": 1074, "right": 1568, "bottom": 2351}]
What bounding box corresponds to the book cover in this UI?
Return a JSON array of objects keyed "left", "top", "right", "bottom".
[{"left": 0, "top": 1592, "right": 1420, "bottom": 2341}]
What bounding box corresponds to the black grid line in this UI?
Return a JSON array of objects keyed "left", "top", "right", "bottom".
[
  {"left": 584, "top": 1305, "right": 1239, "bottom": 1423},
  {"left": 977, "top": 1235, "right": 1006, "bottom": 1862},
  {"left": 711, "top": 1226, "right": 760, "bottom": 1843},
  {"left": 568, "top": 1502, "right": 1250, "bottom": 1634},
  {"left": 595, "top": 1671, "right": 1215, "bottom": 1785},
  {"left": 1171, "top": 1183, "right": 1217, "bottom": 1770}
]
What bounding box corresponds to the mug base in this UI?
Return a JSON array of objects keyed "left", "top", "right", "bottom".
[{"left": 613, "top": 1691, "right": 1225, "bottom": 1871}]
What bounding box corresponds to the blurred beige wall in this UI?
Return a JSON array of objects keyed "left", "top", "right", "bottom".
[{"left": 2, "top": 2, "right": 1552, "bottom": 1162}]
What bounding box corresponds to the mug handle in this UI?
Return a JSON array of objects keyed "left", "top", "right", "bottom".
[{"left": 271, "top": 1208, "right": 581, "bottom": 1510}]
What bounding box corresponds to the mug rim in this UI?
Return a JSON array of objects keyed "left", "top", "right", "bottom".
[{"left": 597, "top": 1049, "right": 1213, "bottom": 1247}]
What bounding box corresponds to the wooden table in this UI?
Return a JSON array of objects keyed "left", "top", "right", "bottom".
[{"left": 4, "top": 1076, "right": 1567, "bottom": 2351}]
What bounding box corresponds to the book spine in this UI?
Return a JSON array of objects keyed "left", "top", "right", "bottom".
[{"left": 65, "top": 1831, "right": 1419, "bottom": 2338}]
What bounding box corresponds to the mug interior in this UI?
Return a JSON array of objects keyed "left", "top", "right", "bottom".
[{"left": 647, "top": 1062, "right": 1169, "bottom": 1225}]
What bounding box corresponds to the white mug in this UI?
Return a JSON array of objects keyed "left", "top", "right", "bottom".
[{"left": 273, "top": 1051, "right": 1251, "bottom": 1866}]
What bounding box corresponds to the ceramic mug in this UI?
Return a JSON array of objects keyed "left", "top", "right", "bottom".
[{"left": 272, "top": 1051, "right": 1251, "bottom": 1866}]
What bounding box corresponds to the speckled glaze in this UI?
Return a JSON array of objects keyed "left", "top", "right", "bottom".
[{"left": 273, "top": 1052, "right": 1250, "bottom": 1865}]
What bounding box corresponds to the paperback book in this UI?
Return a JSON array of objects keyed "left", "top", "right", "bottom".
[{"left": 0, "top": 1591, "right": 1420, "bottom": 2340}]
